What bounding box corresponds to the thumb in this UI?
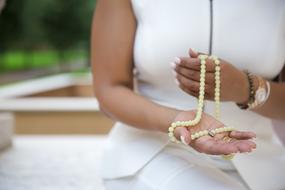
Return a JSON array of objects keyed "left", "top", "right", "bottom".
[
  {"left": 189, "top": 48, "right": 199, "bottom": 58},
  {"left": 174, "top": 127, "right": 191, "bottom": 145}
]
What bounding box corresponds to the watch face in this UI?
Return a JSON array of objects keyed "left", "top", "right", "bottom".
[{"left": 256, "top": 88, "right": 266, "bottom": 103}]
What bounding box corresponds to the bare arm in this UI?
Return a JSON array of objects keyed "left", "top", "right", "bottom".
[
  {"left": 91, "top": 0, "right": 178, "bottom": 133},
  {"left": 253, "top": 69, "right": 285, "bottom": 120}
]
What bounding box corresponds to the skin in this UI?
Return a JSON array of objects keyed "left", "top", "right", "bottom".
[
  {"left": 91, "top": 0, "right": 256, "bottom": 155},
  {"left": 174, "top": 49, "right": 285, "bottom": 120}
]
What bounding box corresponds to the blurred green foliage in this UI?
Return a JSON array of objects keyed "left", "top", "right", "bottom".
[
  {"left": 0, "top": 0, "right": 96, "bottom": 72},
  {"left": 0, "top": 50, "right": 87, "bottom": 71}
]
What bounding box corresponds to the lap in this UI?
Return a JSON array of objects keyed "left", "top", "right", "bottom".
[{"left": 104, "top": 144, "right": 248, "bottom": 190}]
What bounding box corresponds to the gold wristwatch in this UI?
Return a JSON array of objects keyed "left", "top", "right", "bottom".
[
  {"left": 248, "top": 76, "right": 267, "bottom": 109},
  {"left": 237, "top": 73, "right": 270, "bottom": 110}
]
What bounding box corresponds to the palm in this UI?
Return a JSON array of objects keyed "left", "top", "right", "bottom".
[{"left": 174, "top": 111, "right": 256, "bottom": 155}]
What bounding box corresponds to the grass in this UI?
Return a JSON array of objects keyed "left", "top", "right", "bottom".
[{"left": 0, "top": 49, "right": 88, "bottom": 72}]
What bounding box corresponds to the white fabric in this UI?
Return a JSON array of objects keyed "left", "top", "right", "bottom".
[
  {"left": 101, "top": 1, "right": 285, "bottom": 190},
  {"left": 104, "top": 144, "right": 249, "bottom": 190}
]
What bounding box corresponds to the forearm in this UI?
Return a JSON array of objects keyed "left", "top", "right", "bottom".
[
  {"left": 96, "top": 85, "right": 180, "bottom": 133},
  {"left": 252, "top": 82, "right": 285, "bottom": 120}
]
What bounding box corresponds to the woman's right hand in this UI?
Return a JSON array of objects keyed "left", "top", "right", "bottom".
[{"left": 173, "top": 111, "right": 256, "bottom": 155}]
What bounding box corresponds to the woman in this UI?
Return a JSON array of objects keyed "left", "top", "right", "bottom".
[{"left": 91, "top": 0, "right": 285, "bottom": 189}]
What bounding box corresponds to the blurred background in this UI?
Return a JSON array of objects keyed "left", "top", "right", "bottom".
[
  {"left": 0, "top": 0, "right": 112, "bottom": 189},
  {"left": 0, "top": 0, "right": 93, "bottom": 82}
]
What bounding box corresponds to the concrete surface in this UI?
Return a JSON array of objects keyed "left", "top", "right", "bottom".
[{"left": 0, "top": 136, "right": 106, "bottom": 190}]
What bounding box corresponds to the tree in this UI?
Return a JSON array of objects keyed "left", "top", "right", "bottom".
[{"left": 0, "top": 0, "right": 24, "bottom": 50}]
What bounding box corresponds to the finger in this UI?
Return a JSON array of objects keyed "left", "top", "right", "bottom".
[
  {"left": 189, "top": 48, "right": 199, "bottom": 58},
  {"left": 195, "top": 137, "right": 239, "bottom": 155},
  {"left": 218, "top": 134, "right": 256, "bottom": 152},
  {"left": 176, "top": 74, "right": 212, "bottom": 95},
  {"left": 175, "top": 65, "right": 200, "bottom": 82},
  {"left": 178, "top": 57, "right": 201, "bottom": 71},
  {"left": 174, "top": 65, "right": 215, "bottom": 85},
  {"left": 229, "top": 131, "right": 256, "bottom": 140},
  {"left": 178, "top": 57, "right": 216, "bottom": 73},
  {"left": 178, "top": 82, "right": 213, "bottom": 101},
  {"left": 230, "top": 139, "right": 256, "bottom": 153},
  {"left": 179, "top": 83, "right": 199, "bottom": 97},
  {"left": 205, "top": 58, "right": 216, "bottom": 72},
  {"left": 174, "top": 127, "right": 191, "bottom": 145},
  {"left": 176, "top": 74, "right": 200, "bottom": 92}
]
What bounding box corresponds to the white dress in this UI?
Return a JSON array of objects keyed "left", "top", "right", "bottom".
[{"left": 101, "top": 1, "right": 285, "bottom": 190}]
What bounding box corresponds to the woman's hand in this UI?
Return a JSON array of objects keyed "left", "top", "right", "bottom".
[
  {"left": 172, "top": 49, "right": 249, "bottom": 104},
  {"left": 173, "top": 111, "right": 256, "bottom": 155}
]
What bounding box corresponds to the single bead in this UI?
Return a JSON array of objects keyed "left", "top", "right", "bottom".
[
  {"left": 215, "top": 66, "right": 221, "bottom": 71},
  {"left": 170, "top": 137, "right": 177, "bottom": 142},
  {"left": 169, "top": 127, "right": 174, "bottom": 132},
  {"left": 215, "top": 60, "right": 220, "bottom": 65},
  {"left": 215, "top": 76, "right": 220, "bottom": 81}
]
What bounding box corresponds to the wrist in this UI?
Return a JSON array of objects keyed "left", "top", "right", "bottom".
[
  {"left": 236, "top": 71, "right": 250, "bottom": 104},
  {"left": 236, "top": 71, "right": 270, "bottom": 110},
  {"left": 158, "top": 108, "right": 181, "bottom": 133},
  {"left": 236, "top": 71, "right": 259, "bottom": 103}
]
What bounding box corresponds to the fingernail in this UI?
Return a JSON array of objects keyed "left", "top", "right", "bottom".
[
  {"left": 174, "top": 57, "right": 181, "bottom": 64},
  {"left": 170, "top": 62, "right": 176, "bottom": 69},
  {"left": 180, "top": 136, "right": 188, "bottom": 145},
  {"left": 190, "top": 48, "right": 198, "bottom": 55},
  {"left": 175, "top": 79, "right": 179, "bottom": 85},
  {"left": 172, "top": 70, "right": 177, "bottom": 76}
]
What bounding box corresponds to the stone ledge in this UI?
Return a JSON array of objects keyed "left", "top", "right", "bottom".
[
  {"left": 0, "top": 98, "right": 100, "bottom": 112},
  {"left": 0, "top": 112, "right": 14, "bottom": 151}
]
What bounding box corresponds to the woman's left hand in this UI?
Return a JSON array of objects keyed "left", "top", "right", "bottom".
[{"left": 172, "top": 49, "right": 249, "bottom": 103}]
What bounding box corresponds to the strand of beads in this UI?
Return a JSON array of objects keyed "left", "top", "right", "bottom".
[
  {"left": 209, "top": 56, "right": 221, "bottom": 119},
  {"left": 168, "top": 55, "right": 208, "bottom": 143},
  {"left": 191, "top": 126, "right": 235, "bottom": 140},
  {"left": 168, "top": 54, "right": 223, "bottom": 143}
]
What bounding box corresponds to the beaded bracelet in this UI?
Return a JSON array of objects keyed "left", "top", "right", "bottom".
[{"left": 236, "top": 71, "right": 255, "bottom": 110}]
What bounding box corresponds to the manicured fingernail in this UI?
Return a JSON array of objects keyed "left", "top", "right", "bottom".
[
  {"left": 175, "top": 79, "right": 179, "bottom": 85},
  {"left": 170, "top": 62, "right": 176, "bottom": 69},
  {"left": 180, "top": 136, "right": 188, "bottom": 145},
  {"left": 174, "top": 57, "right": 181, "bottom": 64},
  {"left": 190, "top": 48, "right": 198, "bottom": 55}
]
